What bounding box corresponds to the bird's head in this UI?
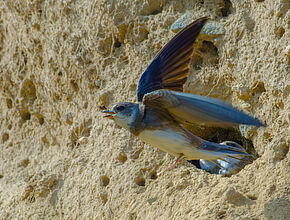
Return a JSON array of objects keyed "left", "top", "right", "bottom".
[{"left": 103, "top": 102, "right": 140, "bottom": 129}]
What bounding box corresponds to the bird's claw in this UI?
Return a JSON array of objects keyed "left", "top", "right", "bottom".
[{"left": 165, "top": 155, "right": 184, "bottom": 171}]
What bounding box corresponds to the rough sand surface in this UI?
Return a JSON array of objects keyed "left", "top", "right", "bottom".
[{"left": 0, "top": 0, "right": 289, "bottom": 219}]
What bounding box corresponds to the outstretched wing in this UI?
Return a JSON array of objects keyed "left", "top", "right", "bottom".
[
  {"left": 137, "top": 17, "right": 208, "bottom": 102},
  {"left": 142, "top": 89, "right": 263, "bottom": 127}
]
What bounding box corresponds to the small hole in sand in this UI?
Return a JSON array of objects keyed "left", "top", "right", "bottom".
[
  {"left": 275, "top": 27, "right": 285, "bottom": 39},
  {"left": 18, "top": 158, "right": 30, "bottom": 168},
  {"left": 20, "top": 110, "right": 31, "bottom": 123},
  {"left": 35, "top": 113, "right": 45, "bottom": 125},
  {"left": 199, "top": 41, "right": 219, "bottom": 66},
  {"left": 114, "top": 38, "right": 122, "bottom": 48},
  {"left": 64, "top": 113, "right": 73, "bottom": 125},
  {"left": 2, "top": 133, "right": 9, "bottom": 143},
  {"left": 117, "top": 152, "right": 128, "bottom": 163},
  {"left": 83, "top": 102, "right": 88, "bottom": 109},
  {"left": 6, "top": 98, "right": 12, "bottom": 109},
  {"left": 135, "top": 176, "right": 145, "bottom": 186},
  {"left": 70, "top": 80, "right": 79, "bottom": 92},
  {"left": 23, "top": 112, "right": 31, "bottom": 121},
  {"left": 151, "top": 9, "right": 161, "bottom": 15},
  {"left": 247, "top": 195, "right": 257, "bottom": 200},
  {"left": 100, "top": 193, "right": 108, "bottom": 204},
  {"left": 101, "top": 175, "right": 110, "bottom": 187},
  {"left": 38, "top": 116, "right": 44, "bottom": 125},
  {"left": 221, "top": 0, "right": 233, "bottom": 17},
  {"left": 42, "top": 136, "right": 49, "bottom": 145},
  {"left": 149, "top": 170, "right": 157, "bottom": 180},
  {"left": 20, "top": 79, "right": 37, "bottom": 104},
  {"left": 217, "top": 210, "right": 226, "bottom": 219},
  {"left": 70, "top": 119, "right": 92, "bottom": 147},
  {"left": 252, "top": 82, "right": 266, "bottom": 94}
]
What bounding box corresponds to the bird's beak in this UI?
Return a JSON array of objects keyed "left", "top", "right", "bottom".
[{"left": 103, "top": 110, "right": 116, "bottom": 120}]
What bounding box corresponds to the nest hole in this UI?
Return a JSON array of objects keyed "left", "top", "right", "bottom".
[
  {"left": 186, "top": 126, "right": 258, "bottom": 158},
  {"left": 221, "top": 0, "right": 233, "bottom": 17}
]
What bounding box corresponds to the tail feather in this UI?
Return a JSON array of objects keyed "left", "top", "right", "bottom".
[
  {"left": 198, "top": 140, "right": 251, "bottom": 158},
  {"left": 198, "top": 141, "right": 253, "bottom": 176}
]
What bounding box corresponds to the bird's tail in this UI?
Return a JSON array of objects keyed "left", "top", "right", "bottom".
[{"left": 198, "top": 141, "right": 253, "bottom": 176}]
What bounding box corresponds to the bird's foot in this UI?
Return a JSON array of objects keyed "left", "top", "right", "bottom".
[
  {"left": 154, "top": 148, "right": 159, "bottom": 153},
  {"left": 166, "top": 154, "right": 184, "bottom": 171}
]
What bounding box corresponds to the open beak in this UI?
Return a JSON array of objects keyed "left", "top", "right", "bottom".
[{"left": 103, "top": 110, "right": 116, "bottom": 120}]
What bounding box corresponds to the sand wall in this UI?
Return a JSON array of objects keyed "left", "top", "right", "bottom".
[{"left": 0, "top": 0, "right": 289, "bottom": 219}]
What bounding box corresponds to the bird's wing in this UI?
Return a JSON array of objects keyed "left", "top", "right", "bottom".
[
  {"left": 142, "top": 89, "right": 263, "bottom": 127},
  {"left": 137, "top": 17, "right": 208, "bottom": 102}
]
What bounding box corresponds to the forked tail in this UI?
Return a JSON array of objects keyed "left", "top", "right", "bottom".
[{"left": 198, "top": 141, "right": 253, "bottom": 176}]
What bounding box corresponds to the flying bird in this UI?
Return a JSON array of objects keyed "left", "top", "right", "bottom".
[{"left": 104, "top": 17, "right": 262, "bottom": 175}]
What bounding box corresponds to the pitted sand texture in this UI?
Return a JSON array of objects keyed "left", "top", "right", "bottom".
[{"left": 0, "top": 0, "right": 289, "bottom": 219}]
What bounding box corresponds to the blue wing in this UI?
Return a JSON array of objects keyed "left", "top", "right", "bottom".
[
  {"left": 137, "top": 17, "right": 209, "bottom": 102},
  {"left": 143, "top": 90, "right": 263, "bottom": 127}
]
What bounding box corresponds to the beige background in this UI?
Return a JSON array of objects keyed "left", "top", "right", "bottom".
[{"left": 0, "top": 0, "right": 289, "bottom": 219}]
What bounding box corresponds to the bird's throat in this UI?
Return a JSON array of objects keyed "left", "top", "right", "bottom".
[{"left": 129, "top": 103, "right": 145, "bottom": 136}]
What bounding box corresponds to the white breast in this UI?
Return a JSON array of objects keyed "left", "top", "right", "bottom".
[
  {"left": 138, "top": 129, "right": 193, "bottom": 158},
  {"left": 138, "top": 128, "right": 216, "bottom": 160}
]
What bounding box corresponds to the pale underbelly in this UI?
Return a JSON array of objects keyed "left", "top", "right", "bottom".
[{"left": 138, "top": 128, "right": 207, "bottom": 160}]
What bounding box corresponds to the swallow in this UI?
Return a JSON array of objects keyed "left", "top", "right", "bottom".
[{"left": 104, "top": 17, "right": 263, "bottom": 175}]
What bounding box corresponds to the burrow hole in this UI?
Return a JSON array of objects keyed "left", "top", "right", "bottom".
[
  {"left": 221, "top": 0, "right": 233, "bottom": 17},
  {"left": 135, "top": 176, "right": 145, "bottom": 187},
  {"left": 100, "top": 175, "right": 110, "bottom": 187}
]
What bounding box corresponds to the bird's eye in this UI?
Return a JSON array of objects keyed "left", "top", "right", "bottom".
[{"left": 116, "top": 106, "right": 125, "bottom": 111}]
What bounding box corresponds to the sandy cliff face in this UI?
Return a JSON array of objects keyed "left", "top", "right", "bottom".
[{"left": 0, "top": 0, "right": 289, "bottom": 219}]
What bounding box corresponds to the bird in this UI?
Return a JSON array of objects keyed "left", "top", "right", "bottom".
[{"left": 103, "top": 17, "right": 263, "bottom": 176}]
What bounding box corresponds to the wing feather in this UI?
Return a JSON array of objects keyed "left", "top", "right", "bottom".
[
  {"left": 137, "top": 17, "right": 209, "bottom": 102},
  {"left": 143, "top": 90, "right": 263, "bottom": 127}
]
